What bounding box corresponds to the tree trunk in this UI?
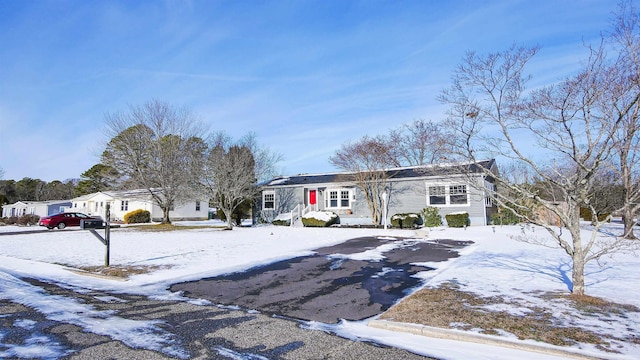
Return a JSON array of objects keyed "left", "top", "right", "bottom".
[
  {"left": 623, "top": 211, "right": 637, "bottom": 240},
  {"left": 223, "top": 209, "right": 233, "bottom": 230},
  {"left": 162, "top": 206, "right": 171, "bottom": 224},
  {"left": 565, "top": 208, "right": 586, "bottom": 295},
  {"left": 571, "top": 251, "right": 586, "bottom": 295},
  {"left": 569, "top": 224, "right": 586, "bottom": 295}
]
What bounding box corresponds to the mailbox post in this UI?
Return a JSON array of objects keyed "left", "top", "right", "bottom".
[
  {"left": 80, "top": 204, "right": 111, "bottom": 267},
  {"left": 105, "top": 204, "right": 110, "bottom": 267}
]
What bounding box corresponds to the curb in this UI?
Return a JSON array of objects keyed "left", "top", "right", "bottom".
[
  {"left": 65, "top": 268, "right": 128, "bottom": 282},
  {"left": 368, "top": 320, "right": 604, "bottom": 360}
]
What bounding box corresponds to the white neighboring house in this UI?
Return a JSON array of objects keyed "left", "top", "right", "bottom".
[
  {"left": 70, "top": 189, "right": 209, "bottom": 222},
  {"left": 2, "top": 200, "right": 72, "bottom": 218}
]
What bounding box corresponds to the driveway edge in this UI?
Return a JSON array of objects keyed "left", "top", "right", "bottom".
[
  {"left": 65, "top": 268, "right": 128, "bottom": 282},
  {"left": 367, "top": 320, "right": 603, "bottom": 360}
]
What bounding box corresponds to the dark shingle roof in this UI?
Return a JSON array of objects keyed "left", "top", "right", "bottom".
[{"left": 262, "top": 159, "right": 495, "bottom": 187}]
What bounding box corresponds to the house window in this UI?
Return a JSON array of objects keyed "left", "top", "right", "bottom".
[
  {"left": 326, "top": 188, "right": 352, "bottom": 209},
  {"left": 450, "top": 185, "right": 468, "bottom": 205},
  {"left": 428, "top": 186, "right": 446, "bottom": 205},
  {"left": 484, "top": 181, "right": 495, "bottom": 207},
  {"left": 341, "top": 190, "right": 350, "bottom": 207},
  {"left": 427, "top": 184, "right": 469, "bottom": 206},
  {"left": 329, "top": 191, "right": 338, "bottom": 207},
  {"left": 263, "top": 191, "right": 275, "bottom": 210},
  {"left": 121, "top": 200, "right": 128, "bottom": 211},
  {"left": 195, "top": 201, "right": 201, "bottom": 211}
]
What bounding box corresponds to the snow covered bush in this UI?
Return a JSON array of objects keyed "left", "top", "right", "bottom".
[
  {"left": 124, "top": 209, "right": 151, "bottom": 224},
  {"left": 420, "top": 207, "right": 442, "bottom": 227},
  {"left": 271, "top": 213, "right": 291, "bottom": 226},
  {"left": 445, "top": 212, "right": 469, "bottom": 228},
  {"left": 390, "top": 213, "right": 422, "bottom": 229},
  {"left": 302, "top": 211, "right": 338, "bottom": 227}
]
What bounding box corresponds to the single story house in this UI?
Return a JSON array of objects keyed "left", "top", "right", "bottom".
[
  {"left": 70, "top": 189, "right": 209, "bottom": 222},
  {"left": 2, "top": 200, "right": 72, "bottom": 218},
  {"left": 260, "top": 160, "right": 498, "bottom": 226}
]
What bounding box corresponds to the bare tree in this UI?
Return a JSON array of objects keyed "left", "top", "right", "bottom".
[
  {"left": 330, "top": 136, "right": 396, "bottom": 224},
  {"left": 204, "top": 140, "right": 256, "bottom": 229},
  {"left": 388, "top": 119, "right": 456, "bottom": 166},
  {"left": 609, "top": 0, "right": 640, "bottom": 239},
  {"left": 101, "top": 100, "right": 207, "bottom": 224},
  {"left": 201, "top": 132, "right": 281, "bottom": 227},
  {"left": 240, "top": 132, "right": 284, "bottom": 183},
  {"left": 0, "top": 166, "right": 4, "bottom": 180},
  {"left": 439, "top": 24, "right": 639, "bottom": 295}
]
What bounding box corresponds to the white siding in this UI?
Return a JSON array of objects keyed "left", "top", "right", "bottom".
[{"left": 70, "top": 191, "right": 208, "bottom": 222}]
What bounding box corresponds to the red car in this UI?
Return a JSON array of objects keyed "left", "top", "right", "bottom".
[{"left": 39, "top": 212, "right": 103, "bottom": 230}]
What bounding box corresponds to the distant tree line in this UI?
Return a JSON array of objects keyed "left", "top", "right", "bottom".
[{"left": 0, "top": 178, "right": 78, "bottom": 205}]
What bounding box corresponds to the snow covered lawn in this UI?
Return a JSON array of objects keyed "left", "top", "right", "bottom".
[{"left": 1, "top": 221, "right": 639, "bottom": 359}]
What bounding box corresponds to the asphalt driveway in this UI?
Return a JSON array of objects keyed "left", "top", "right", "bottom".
[{"left": 172, "top": 236, "right": 473, "bottom": 323}]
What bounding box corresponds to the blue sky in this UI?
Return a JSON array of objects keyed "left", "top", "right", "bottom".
[{"left": 0, "top": 0, "right": 620, "bottom": 181}]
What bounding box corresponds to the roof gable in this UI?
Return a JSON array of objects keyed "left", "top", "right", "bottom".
[
  {"left": 72, "top": 191, "right": 113, "bottom": 202},
  {"left": 72, "top": 189, "right": 159, "bottom": 202}
]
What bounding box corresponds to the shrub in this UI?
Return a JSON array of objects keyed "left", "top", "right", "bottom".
[
  {"left": 445, "top": 212, "right": 470, "bottom": 228},
  {"left": 272, "top": 213, "right": 291, "bottom": 226},
  {"left": 491, "top": 207, "right": 521, "bottom": 225},
  {"left": 17, "top": 214, "right": 40, "bottom": 226},
  {"left": 390, "top": 213, "right": 422, "bottom": 229},
  {"left": 579, "top": 207, "right": 610, "bottom": 222},
  {"left": 420, "top": 207, "right": 442, "bottom": 227},
  {"left": 124, "top": 209, "right": 151, "bottom": 224},
  {"left": 302, "top": 211, "right": 339, "bottom": 227},
  {"left": 4, "top": 216, "right": 18, "bottom": 225},
  {"left": 217, "top": 199, "right": 253, "bottom": 226},
  {"left": 272, "top": 219, "right": 290, "bottom": 226}
]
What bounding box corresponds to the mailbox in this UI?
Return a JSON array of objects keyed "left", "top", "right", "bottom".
[{"left": 80, "top": 219, "right": 105, "bottom": 229}]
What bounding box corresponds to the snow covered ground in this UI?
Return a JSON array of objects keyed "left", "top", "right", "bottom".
[{"left": 0, "top": 221, "right": 639, "bottom": 359}]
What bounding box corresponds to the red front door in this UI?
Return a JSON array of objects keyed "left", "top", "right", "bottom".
[{"left": 309, "top": 190, "right": 317, "bottom": 205}]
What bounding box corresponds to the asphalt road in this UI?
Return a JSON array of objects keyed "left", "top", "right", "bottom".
[
  {"left": 172, "top": 237, "right": 472, "bottom": 323},
  {"left": 1, "top": 278, "right": 435, "bottom": 359}
]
